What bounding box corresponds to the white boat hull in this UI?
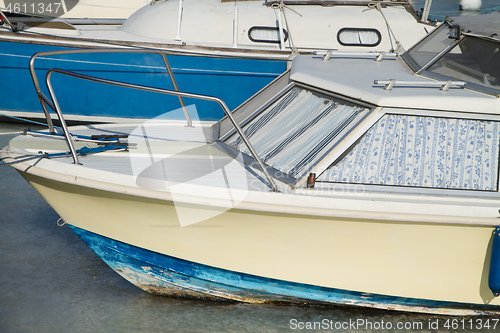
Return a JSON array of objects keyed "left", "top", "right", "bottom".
[{"left": 16, "top": 169, "right": 500, "bottom": 315}]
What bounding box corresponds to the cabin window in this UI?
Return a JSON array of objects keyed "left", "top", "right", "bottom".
[
  {"left": 319, "top": 114, "right": 500, "bottom": 191},
  {"left": 248, "top": 26, "right": 288, "bottom": 44},
  {"left": 337, "top": 28, "right": 381, "bottom": 47},
  {"left": 406, "top": 24, "right": 457, "bottom": 69},
  {"left": 224, "top": 87, "right": 370, "bottom": 179}
]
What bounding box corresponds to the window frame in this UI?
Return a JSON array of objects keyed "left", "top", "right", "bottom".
[
  {"left": 215, "top": 82, "right": 376, "bottom": 187},
  {"left": 248, "top": 26, "right": 289, "bottom": 44},
  {"left": 401, "top": 22, "right": 500, "bottom": 97},
  {"left": 336, "top": 27, "right": 382, "bottom": 47},
  {"left": 315, "top": 108, "right": 500, "bottom": 198}
]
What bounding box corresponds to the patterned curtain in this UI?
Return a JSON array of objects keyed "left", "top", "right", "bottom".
[
  {"left": 319, "top": 114, "right": 500, "bottom": 191},
  {"left": 225, "top": 87, "right": 368, "bottom": 178}
]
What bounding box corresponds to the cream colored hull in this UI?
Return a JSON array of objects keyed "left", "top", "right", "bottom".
[{"left": 19, "top": 170, "right": 500, "bottom": 314}]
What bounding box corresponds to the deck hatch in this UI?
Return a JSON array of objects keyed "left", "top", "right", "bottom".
[
  {"left": 319, "top": 114, "right": 500, "bottom": 191},
  {"left": 223, "top": 86, "right": 370, "bottom": 180}
]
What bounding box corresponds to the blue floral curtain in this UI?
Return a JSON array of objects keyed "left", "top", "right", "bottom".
[{"left": 319, "top": 114, "right": 500, "bottom": 191}]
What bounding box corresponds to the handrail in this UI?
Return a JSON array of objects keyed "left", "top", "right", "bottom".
[
  {"left": 314, "top": 50, "right": 398, "bottom": 61},
  {"left": 45, "top": 68, "right": 280, "bottom": 192},
  {"left": 373, "top": 79, "right": 466, "bottom": 91},
  {"left": 29, "top": 48, "right": 192, "bottom": 133}
]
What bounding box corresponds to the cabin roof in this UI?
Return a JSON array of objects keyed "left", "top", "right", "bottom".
[
  {"left": 289, "top": 54, "right": 500, "bottom": 114},
  {"left": 449, "top": 12, "right": 500, "bottom": 40}
]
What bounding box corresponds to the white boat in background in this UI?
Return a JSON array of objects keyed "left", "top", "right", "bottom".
[
  {"left": 1, "top": 0, "right": 433, "bottom": 51},
  {"left": 0, "top": 0, "right": 435, "bottom": 123},
  {"left": 5, "top": 11, "right": 500, "bottom": 315},
  {"left": 460, "top": 0, "right": 482, "bottom": 11}
]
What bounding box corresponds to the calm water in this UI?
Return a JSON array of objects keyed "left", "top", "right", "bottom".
[
  {"left": 409, "top": 0, "right": 500, "bottom": 19},
  {"left": 2, "top": 2, "right": 500, "bottom": 332}
]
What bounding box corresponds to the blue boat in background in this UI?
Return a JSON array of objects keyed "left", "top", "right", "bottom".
[
  {"left": 0, "top": 0, "right": 434, "bottom": 122},
  {"left": 2, "top": 40, "right": 284, "bottom": 122}
]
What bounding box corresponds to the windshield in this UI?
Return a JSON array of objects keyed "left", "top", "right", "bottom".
[
  {"left": 224, "top": 86, "right": 370, "bottom": 180},
  {"left": 427, "top": 37, "right": 500, "bottom": 91},
  {"left": 406, "top": 24, "right": 457, "bottom": 69},
  {"left": 405, "top": 22, "right": 500, "bottom": 94}
]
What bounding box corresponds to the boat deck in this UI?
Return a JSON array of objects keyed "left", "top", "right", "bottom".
[
  {"left": 3, "top": 121, "right": 500, "bottom": 227},
  {"left": 6, "top": 122, "right": 275, "bottom": 195}
]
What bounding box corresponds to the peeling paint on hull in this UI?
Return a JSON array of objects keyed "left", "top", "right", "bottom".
[{"left": 70, "top": 225, "right": 500, "bottom": 316}]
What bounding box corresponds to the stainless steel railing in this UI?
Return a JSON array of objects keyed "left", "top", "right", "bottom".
[
  {"left": 44, "top": 68, "right": 280, "bottom": 192},
  {"left": 29, "top": 48, "right": 280, "bottom": 191},
  {"left": 29, "top": 48, "right": 192, "bottom": 132}
]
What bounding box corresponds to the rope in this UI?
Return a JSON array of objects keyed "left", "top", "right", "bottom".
[
  {"left": 0, "top": 144, "right": 127, "bottom": 167},
  {"left": 365, "top": 1, "right": 401, "bottom": 53},
  {"left": 0, "top": 154, "right": 47, "bottom": 166},
  {"left": 25, "top": 130, "right": 125, "bottom": 144},
  {"left": 271, "top": 0, "right": 302, "bottom": 51},
  {"left": 77, "top": 145, "right": 127, "bottom": 156}
]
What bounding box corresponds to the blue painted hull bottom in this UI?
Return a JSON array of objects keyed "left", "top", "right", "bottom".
[{"left": 70, "top": 225, "right": 500, "bottom": 315}]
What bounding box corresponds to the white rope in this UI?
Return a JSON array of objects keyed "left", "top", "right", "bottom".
[
  {"left": 271, "top": 0, "right": 302, "bottom": 51},
  {"left": 365, "top": 1, "right": 401, "bottom": 53}
]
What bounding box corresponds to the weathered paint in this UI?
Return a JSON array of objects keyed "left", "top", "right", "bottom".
[{"left": 71, "top": 225, "right": 500, "bottom": 316}]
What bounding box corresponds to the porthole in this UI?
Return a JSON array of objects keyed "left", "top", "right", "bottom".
[
  {"left": 248, "top": 26, "right": 289, "bottom": 44},
  {"left": 337, "top": 28, "right": 381, "bottom": 47}
]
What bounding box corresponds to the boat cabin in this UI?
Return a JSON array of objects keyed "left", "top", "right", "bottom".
[{"left": 214, "top": 13, "right": 500, "bottom": 197}]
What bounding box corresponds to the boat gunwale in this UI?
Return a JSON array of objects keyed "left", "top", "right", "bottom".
[
  {"left": 2, "top": 146, "right": 500, "bottom": 227},
  {"left": 0, "top": 29, "right": 306, "bottom": 60}
]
